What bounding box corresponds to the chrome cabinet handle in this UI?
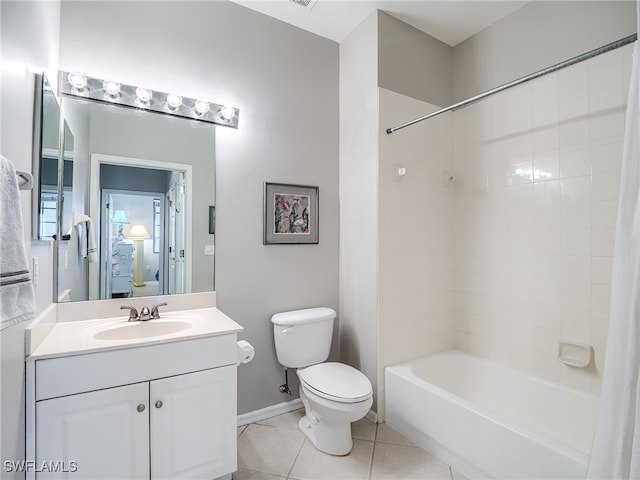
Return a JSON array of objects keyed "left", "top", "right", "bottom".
[
  {"left": 155, "top": 400, "right": 163, "bottom": 409},
  {"left": 137, "top": 404, "right": 146, "bottom": 412}
]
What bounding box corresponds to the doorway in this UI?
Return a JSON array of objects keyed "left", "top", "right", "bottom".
[{"left": 90, "top": 154, "right": 192, "bottom": 300}]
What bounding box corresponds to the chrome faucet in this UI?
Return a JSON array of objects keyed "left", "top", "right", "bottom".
[
  {"left": 120, "top": 302, "right": 168, "bottom": 322},
  {"left": 139, "top": 306, "right": 152, "bottom": 321}
]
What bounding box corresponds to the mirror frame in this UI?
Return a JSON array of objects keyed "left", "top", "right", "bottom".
[{"left": 31, "top": 73, "right": 64, "bottom": 242}]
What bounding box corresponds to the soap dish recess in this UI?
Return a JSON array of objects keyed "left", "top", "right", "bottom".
[{"left": 558, "top": 341, "right": 592, "bottom": 368}]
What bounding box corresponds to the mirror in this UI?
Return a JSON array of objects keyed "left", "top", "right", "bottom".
[
  {"left": 54, "top": 92, "right": 216, "bottom": 303},
  {"left": 32, "top": 74, "right": 61, "bottom": 240}
]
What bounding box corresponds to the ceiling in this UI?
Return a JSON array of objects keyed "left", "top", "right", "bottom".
[{"left": 228, "top": 0, "right": 530, "bottom": 46}]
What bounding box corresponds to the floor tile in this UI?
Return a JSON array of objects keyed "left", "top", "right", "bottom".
[
  {"left": 238, "top": 425, "right": 247, "bottom": 437},
  {"left": 288, "top": 439, "right": 374, "bottom": 480},
  {"left": 370, "top": 443, "right": 452, "bottom": 480},
  {"left": 255, "top": 408, "right": 305, "bottom": 430},
  {"left": 351, "top": 417, "right": 377, "bottom": 441},
  {"left": 375, "top": 423, "right": 415, "bottom": 446},
  {"left": 237, "top": 424, "right": 305, "bottom": 477},
  {"left": 232, "top": 468, "right": 286, "bottom": 480}
]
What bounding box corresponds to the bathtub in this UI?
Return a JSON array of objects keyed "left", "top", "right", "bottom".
[{"left": 385, "top": 350, "right": 599, "bottom": 479}]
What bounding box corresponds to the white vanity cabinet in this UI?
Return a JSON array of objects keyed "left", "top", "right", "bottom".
[{"left": 28, "top": 334, "right": 238, "bottom": 480}]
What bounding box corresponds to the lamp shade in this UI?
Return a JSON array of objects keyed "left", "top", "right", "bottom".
[
  {"left": 127, "top": 224, "right": 150, "bottom": 239},
  {"left": 112, "top": 209, "right": 129, "bottom": 224}
]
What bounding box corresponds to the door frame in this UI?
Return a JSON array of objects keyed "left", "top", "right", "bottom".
[{"left": 89, "top": 153, "right": 193, "bottom": 300}]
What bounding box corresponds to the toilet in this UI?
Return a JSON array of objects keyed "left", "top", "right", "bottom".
[{"left": 271, "top": 307, "right": 373, "bottom": 456}]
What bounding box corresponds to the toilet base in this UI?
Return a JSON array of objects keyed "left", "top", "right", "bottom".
[{"left": 298, "top": 415, "right": 353, "bottom": 456}]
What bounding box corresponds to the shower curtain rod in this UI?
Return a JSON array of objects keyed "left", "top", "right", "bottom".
[{"left": 386, "top": 33, "right": 638, "bottom": 135}]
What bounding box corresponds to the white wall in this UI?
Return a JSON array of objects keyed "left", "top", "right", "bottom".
[
  {"left": 59, "top": 0, "right": 339, "bottom": 415},
  {"left": 339, "top": 11, "right": 380, "bottom": 411},
  {"left": 0, "top": 0, "right": 60, "bottom": 472}
]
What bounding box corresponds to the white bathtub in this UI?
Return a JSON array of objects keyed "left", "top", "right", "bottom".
[{"left": 385, "top": 350, "right": 599, "bottom": 479}]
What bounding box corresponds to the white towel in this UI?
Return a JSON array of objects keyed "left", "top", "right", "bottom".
[
  {"left": 0, "top": 155, "right": 36, "bottom": 330},
  {"left": 79, "top": 218, "right": 98, "bottom": 264}
]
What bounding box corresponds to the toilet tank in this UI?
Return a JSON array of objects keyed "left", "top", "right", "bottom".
[{"left": 271, "top": 307, "right": 336, "bottom": 368}]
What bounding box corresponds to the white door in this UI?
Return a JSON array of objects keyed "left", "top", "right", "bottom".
[
  {"left": 100, "top": 193, "right": 115, "bottom": 299},
  {"left": 150, "top": 366, "right": 237, "bottom": 479},
  {"left": 175, "top": 172, "right": 186, "bottom": 294},
  {"left": 36, "top": 383, "right": 149, "bottom": 480}
]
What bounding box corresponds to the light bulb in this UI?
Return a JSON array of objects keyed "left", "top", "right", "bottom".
[
  {"left": 68, "top": 72, "right": 88, "bottom": 95},
  {"left": 167, "top": 94, "right": 182, "bottom": 111},
  {"left": 103, "top": 80, "right": 120, "bottom": 98},
  {"left": 195, "top": 100, "right": 210, "bottom": 115},
  {"left": 220, "top": 105, "right": 235, "bottom": 120},
  {"left": 136, "top": 87, "right": 152, "bottom": 106}
]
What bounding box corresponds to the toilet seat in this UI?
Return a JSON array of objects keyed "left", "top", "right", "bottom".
[{"left": 298, "top": 362, "right": 372, "bottom": 404}]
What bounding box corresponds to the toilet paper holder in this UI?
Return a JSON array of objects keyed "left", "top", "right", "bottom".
[{"left": 237, "top": 340, "right": 255, "bottom": 365}]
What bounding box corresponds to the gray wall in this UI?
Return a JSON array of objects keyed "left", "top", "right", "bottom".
[
  {"left": 378, "top": 11, "right": 452, "bottom": 107},
  {"left": 59, "top": 0, "right": 339, "bottom": 415},
  {"left": 0, "top": 0, "right": 60, "bottom": 472},
  {"left": 453, "top": 0, "right": 638, "bottom": 101}
]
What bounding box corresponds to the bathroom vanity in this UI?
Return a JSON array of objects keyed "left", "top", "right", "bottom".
[{"left": 25, "top": 296, "right": 243, "bottom": 480}]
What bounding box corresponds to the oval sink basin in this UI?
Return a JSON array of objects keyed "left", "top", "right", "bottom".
[{"left": 94, "top": 321, "right": 192, "bottom": 341}]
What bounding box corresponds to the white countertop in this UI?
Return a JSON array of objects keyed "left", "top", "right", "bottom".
[{"left": 28, "top": 307, "right": 243, "bottom": 360}]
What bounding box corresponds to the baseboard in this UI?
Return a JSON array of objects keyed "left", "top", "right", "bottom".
[
  {"left": 366, "top": 409, "right": 378, "bottom": 423},
  {"left": 237, "top": 398, "right": 304, "bottom": 426}
]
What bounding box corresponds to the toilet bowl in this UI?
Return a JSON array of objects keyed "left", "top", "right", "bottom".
[
  {"left": 296, "top": 362, "right": 373, "bottom": 455},
  {"left": 271, "top": 308, "right": 374, "bottom": 456}
]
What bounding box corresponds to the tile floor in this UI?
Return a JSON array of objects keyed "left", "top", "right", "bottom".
[{"left": 234, "top": 409, "right": 467, "bottom": 480}]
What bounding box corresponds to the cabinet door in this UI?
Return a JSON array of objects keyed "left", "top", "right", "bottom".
[
  {"left": 150, "top": 366, "right": 237, "bottom": 479},
  {"left": 36, "top": 383, "right": 149, "bottom": 480}
]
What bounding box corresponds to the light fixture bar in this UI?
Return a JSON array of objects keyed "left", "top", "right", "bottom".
[{"left": 59, "top": 71, "right": 239, "bottom": 129}]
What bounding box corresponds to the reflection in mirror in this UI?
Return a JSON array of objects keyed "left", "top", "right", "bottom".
[
  {"left": 57, "top": 95, "right": 215, "bottom": 303},
  {"left": 32, "top": 74, "right": 60, "bottom": 240}
]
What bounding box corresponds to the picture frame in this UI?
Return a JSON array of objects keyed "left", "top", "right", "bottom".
[
  {"left": 209, "top": 206, "right": 215, "bottom": 234},
  {"left": 264, "top": 182, "right": 319, "bottom": 244}
]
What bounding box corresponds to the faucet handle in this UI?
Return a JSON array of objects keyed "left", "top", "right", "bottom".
[
  {"left": 150, "top": 302, "right": 168, "bottom": 319},
  {"left": 120, "top": 306, "right": 139, "bottom": 321}
]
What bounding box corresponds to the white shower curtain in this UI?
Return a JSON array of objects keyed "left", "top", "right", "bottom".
[{"left": 587, "top": 41, "right": 640, "bottom": 480}]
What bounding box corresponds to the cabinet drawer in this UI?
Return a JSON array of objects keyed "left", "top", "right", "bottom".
[{"left": 35, "top": 334, "right": 237, "bottom": 400}]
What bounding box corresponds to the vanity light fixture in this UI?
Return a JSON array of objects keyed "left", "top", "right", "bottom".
[{"left": 59, "top": 71, "right": 240, "bottom": 129}]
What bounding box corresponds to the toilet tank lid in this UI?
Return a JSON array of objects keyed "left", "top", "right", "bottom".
[{"left": 271, "top": 307, "right": 336, "bottom": 326}]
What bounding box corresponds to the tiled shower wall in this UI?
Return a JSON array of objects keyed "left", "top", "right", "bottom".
[
  {"left": 451, "top": 44, "right": 633, "bottom": 393},
  {"left": 378, "top": 88, "right": 454, "bottom": 416},
  {"left": 378, "top": 45, "right": 633, "bottom": 411}
]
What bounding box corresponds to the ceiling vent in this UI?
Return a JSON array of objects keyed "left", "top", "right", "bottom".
[{"left": 289, "top": 0, "right": 319, "bottom": 9}]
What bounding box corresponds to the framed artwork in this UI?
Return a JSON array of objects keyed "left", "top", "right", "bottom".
[
  {"left": 264, "top": 182, "right": 319, "bottom": 244},
  {"left": 209, "top": 206, "right": 216, "bottom": 234}
]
